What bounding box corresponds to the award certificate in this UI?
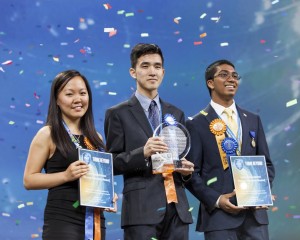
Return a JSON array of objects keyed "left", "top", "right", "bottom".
[
  {"left": 230, "top": 155, "right": 273, "bottom": 207},
  {"left": 79, "top": 149, "right": 114, "bottom": 209}
]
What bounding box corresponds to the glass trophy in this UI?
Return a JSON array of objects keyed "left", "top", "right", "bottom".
[{"left": 151, "top": 120, "right": 191, "bottom": 174}]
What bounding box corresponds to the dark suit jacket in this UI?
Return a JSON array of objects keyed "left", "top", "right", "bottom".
[
  {"left": 104, "top": 95, "right": 193, "bottom": 228},
  {"left": 185, "top": 104, "right": 275, "bottom": 232}
]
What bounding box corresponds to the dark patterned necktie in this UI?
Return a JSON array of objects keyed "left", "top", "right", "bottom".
[{"left": 148, "top": 100, "right": 159, "bottom": 130}]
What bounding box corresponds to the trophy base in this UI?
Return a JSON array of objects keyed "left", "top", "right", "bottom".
[{"left": 173, "top": 160, "right": 182, "bottom": 169}]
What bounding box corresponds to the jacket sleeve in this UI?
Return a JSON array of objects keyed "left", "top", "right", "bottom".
[{"left": 104, "top": 108, "right": 148, "bottom": 175}]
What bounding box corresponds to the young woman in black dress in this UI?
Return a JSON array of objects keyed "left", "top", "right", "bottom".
[{"left": 23, "top": 70, "right": 117, "bottom": 240}]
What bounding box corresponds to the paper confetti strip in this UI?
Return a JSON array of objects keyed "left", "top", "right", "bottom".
[{"left": 286, "top": 99, "right": 297, "bottom": 107}]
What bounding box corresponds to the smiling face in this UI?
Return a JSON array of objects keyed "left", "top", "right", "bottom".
[
  {"left": 57, "top": 76, "right": 89, "bottom": 123},
  {"left": 129, "top": 53, "right": 165, "bottom": 99},
  {"left": 207, "top": 64, "right": 239, "bottom": 106}
]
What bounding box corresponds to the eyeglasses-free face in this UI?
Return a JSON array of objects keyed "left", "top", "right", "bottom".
[{"left": 214, "top": 70, "right": 241, "bottom": 81}]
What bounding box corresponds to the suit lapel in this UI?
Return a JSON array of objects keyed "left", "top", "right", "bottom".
[
  {"left": 237, "top": 106, "right": 250, "bottom": 154},
  {"left": 128, "top": 95, "right": 153, "bottom": 137},
  {"left": 203, "top": 104, "right": 219, "bottom": 123}
]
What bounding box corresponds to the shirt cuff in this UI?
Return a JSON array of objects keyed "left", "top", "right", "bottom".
[{"left": 215, "top": 196, "right": 221, "bottom": 208}]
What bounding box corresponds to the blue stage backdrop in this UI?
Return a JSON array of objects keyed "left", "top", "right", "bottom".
[{"left": 1, "top": 0, "right": 300, "bottom": 239}]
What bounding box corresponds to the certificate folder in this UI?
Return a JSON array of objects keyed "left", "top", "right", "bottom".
[
  {"left": 229, "top": 155, "right": 273, "bottom": 207},
  {"left": 78, "top": 149, "right": 114, "bottom": 209}
]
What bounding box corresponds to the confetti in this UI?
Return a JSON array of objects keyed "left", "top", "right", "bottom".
[
  {"left": 125, "top": 12, "right": 134, "bottom": 17},
  {"left": 36, "top": 120, "right": 44, "bottom": 124},
  {"left": 2, "top": 60, "right": 13, "bottom": 65},
  {"left": 220, "top": 42, "right": 229, "bottom": 47},
  {"left": 194, "top": 41, "right": 203, "bottom": 45},
  {"left": 271, "top": 207, "right": 278, "bottom": 212},
  {"left": 83, "top": 46, "right": 92, "bottom": 54},
  {"left": 200, "top": 32, "right": 207, "bottom": 38},
  {"left": 2, "top": 178, "right": 9, "bottom": 184},
  {"left": 53, "top": 56, "right": 59, "bottom": 62},
  {"left": 9, "top": 121, "right": 15, "bottom": 125},
  {"left": 26, "top": 202, "right": 34, "bottom": 206},
  {"left": 34, "top": 92, "right": 40, "bottom": 99},
  {"left": 60, "top": 42, "right": 68, "bottom": 46},
  {"left": 260, "top": 39, "right": 266, "bottom": 44},
  {"left": 286, "top": 99, "right": 297, "bottom": 107},
  {"left": 104, "top": 28, "right": 115, "bottom": 33},
  {"left": 74, "top": 38, "right": 80, "bottom": 43},
  {"left": 156, "top": 207, "right": 166, "bottom": 212},
  {"left": 25, "top": 103, "right": 31, "bottom": 107},
  {"left": 188, "top": 207, "right": 194, "bottom": 212},
  {"left": 174, "top": 17, "right": 181, "bottom": 24},
  {"left": 178, "top": 38, "right": 183, "bottom": 43},
  {"left": 66, "top": 27, "right": 74, "bottom": 31},
  {"left": 67, "top": 54, "right": 75, "bottom": 58},
  {"left": 103, "top": 3, "right": 112, "bottom": 10},
  {"left": 0, "top": 67, "right": 4, "bottom": 72},
  {"left": 18, "top": 203, "right": 25, "bottom": 209},
  {"left": 109, "top": 29, "right": 117, "bottom": 37},
  {"left": 31, "top": 234, "right": 39, "bottom": 238},
  {"left": 211, "top": 17, "right": 220, "bottom": 22},
  {"left": 107, "top": 63, "right": 114, "bottom": 66},
  {"left": 117, "top": 10, "right": 125, "bottom": 15},
  {"left": 2, "top": 213, "right": 10, "bottom": 217},
  {"left": 272, "top": 0, "right": 279, "bottom": 4},
  {"left": 123, "top": 44, "right": 130, "bottom": 48},
  {"left": 108, "top": 92, "right": 117, "bottom": 95},
  {"left": 200, "top": 13, "right": 207, "bottom": 19},
  {"left": 207, "top": 177, "right": 217, "bottom": 186},
  {"left": 73, "top": 200, "right": 80, "bottom": 208},
  {"left": 141, "top": 33, "right": 149, "bottom": 37},
  {"left": 107, "top": 221, "right": 113, "bottom": 225}
]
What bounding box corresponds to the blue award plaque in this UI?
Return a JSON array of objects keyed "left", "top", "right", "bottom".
[
  {"left": 229, "top": 155, "right": 273, "bottom": 207},
  {"left": 79, "top": 149, "right": 114, "bottom": 209}
]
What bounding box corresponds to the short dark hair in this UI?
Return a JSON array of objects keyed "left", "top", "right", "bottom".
[
  {"left": 130, "top": 43, "right": 164, "bottom": 68},
  {"left": 205, "top": 59, "right": 235, "bottom": 96}
]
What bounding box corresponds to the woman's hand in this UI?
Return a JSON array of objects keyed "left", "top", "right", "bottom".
[{"left": 64, "top": 160, "right": 89, "bottom": 181}]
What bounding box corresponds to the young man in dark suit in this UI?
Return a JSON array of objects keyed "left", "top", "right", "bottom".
[
  {"left": 104, "top": 43, "right": 194, "bottom": 240},
  {"left": 185, "top": 59, "right": 275, "bottom": 240}
]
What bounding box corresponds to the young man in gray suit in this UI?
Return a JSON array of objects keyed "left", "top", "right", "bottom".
[
  {"left": 104, "top": 43, "right": 194, "bottom": 240},
  {"left": 185, "top": 59, "right": 275, "bottom": 240}
]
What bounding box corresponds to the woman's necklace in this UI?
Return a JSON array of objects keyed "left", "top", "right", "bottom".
[
  {"left": 62, "top": 121, "right": 82, "bottom": 149},
  {"left": 62, "top": 120, "right": 97, "bottom": 150}
]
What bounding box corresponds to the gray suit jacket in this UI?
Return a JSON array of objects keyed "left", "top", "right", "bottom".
[
  {"left": 104, "top": 95, "right": 193, "bottom": 228},
  {"left": 185, "top": 104, "right": 275, "bottom": 232}
]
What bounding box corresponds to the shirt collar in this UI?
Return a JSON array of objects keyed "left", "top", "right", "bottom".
[
  {"left": 135, "top": 91, "right": 161, "bottom": 112},
  {"left": 210, "top": 99, "right": 237, "bottom": 116}
]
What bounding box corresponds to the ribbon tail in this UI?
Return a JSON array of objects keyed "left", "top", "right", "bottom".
[{"left": 85, "top": 207, "right": 94, "bottom": 240}]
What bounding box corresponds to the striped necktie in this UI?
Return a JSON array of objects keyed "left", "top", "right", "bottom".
[{"left": 148, "top": 100, "right": 159, "bottom": 130}]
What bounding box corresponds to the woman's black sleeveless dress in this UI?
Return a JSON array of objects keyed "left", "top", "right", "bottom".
[{"left": 42, "top": 135, "right": 105, "bottom": 240}]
